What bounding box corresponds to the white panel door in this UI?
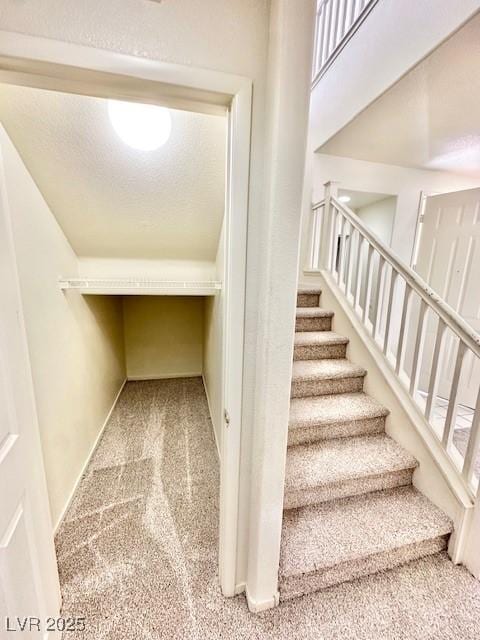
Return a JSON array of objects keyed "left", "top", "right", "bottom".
[
  {"left": 0, "top": 152, "right": 61, "bottom": 636},
  {"left": 415, "top": 188, "right": 480, "bottom": 408}
]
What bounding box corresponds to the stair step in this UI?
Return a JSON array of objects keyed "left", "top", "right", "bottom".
[
  {"left": 297, "top": 288, "right": 321, "bottom": 308},
  {"left": 296, "top": 307, "right": 333, "bottom": 332},
  {"left": 291, "top": 359, "right": 366, "bottom": 398},
  {"left": 279, "top": 486, "right": 453, "bottom": 600},
  {"left": 284, "top": 434, "right": 417, "bottom": 509},
  {"left": 288, "top": 393, "right": 388, "bottom": 445},
  {"left": 294, "top": 331, "right": 348, "bottom": 360}
]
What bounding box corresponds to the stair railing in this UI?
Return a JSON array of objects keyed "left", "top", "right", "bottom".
[
  {"left": 312, "top": 0, "right": 379, "bottom": 86},
  {"left": 307, "top": 182, "right": 480, "bottom": 497}
]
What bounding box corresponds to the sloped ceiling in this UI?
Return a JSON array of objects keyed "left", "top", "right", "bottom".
[
  {"left": 319, "top": 13, "right": 480, "bottom": 178},
  {"left": 0, "top": 84, "right": 226, "bottom": 260}
]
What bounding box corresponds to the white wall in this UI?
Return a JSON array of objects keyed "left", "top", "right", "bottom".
[
  {"left": 301, "top": 154, "right": 480, "bottom": 271},
  {"left": 0, "top": 125, "right": 126, "bottom": 528},
  {"left": 354, "top": 196, "right": 396, "bottom": 246},
  {"left": 79, "top": 257, "right": 216, "bottom": 281},
  {"left": 203, "top": 219, "right": 225, "bottom": 456},
  {"left": 0, "top": 0, "right": 269, "bottom": 81},
  {"left": 244, "top": 1, "right": 315, "bottom": 611},
  {"left": 123, "top": 296, "right": 204, "bottom": 380},
  {"left": 309, "top": 0, "right": 480, "bottom": 150}
]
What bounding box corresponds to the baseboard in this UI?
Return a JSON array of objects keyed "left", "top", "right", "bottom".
[
  {"left": 202, "top": 373, "right": 221, "bottom": 459},
  {"left": 127, "top": 372, "right": 202, "bottom": 381},
  {"left": 53, "top": 377, "right": 127, "bottom": 534},
  {"left": 234, "top": 582, "right": 246, "bottom": 595},
  {"left": 245, "top": 586, "right": 279, "bottom": 613}
]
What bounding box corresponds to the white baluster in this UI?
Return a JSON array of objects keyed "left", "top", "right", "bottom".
[
  {"left": 442, "top": 341, "right": 466, "bottom": 448},
  {"left": 383, "top": 268, "right": 398, "bottom": 356},
  {"left": 308, "top": 206, "right": 317, "bottom": 270},
  {"left": 362, "top": 243, "right": 374, "bottom": 325},
  {"left": 347, "top": 0, "right": 356, "bottom": 25},
  {"left": 352, "top": 0, "right": 362, "bottom": 20},
  {"left": 321, "top": 0, "right": 333, "bottom": 64},
  {"left": 395, "top": 283, "right": 412, "bottom": 375},
  {"left": 409, "top": 299, "right": 427, "bottom": 396},
  {"left": 336, "top": 214, "right": 346, "bottom": 282},
  {"left": 372, "top": 255, "right": 386, "bottom": 339},
  {"left": 312, "top": 8, "right": 320, "bottom": 77},
  {"left": 329, "top": 207, "right": 339, "bottom": 273},
  {"left": 425, "top": 318, "right": 447, "bottom": 422},
  {"left": 318, "top": 3, "right": 329, "bottom": 71},
  {"left": 346, "top": 226, "right": 358, "bottom": 302},
  {"left": 339, "top": 218, "right": 350, "bottom": 291},
  {"left": 330, "top": 0, "right": 342, "bottom": 53},
  {"left": 320, "top": 181, "right": 338, "bottom": 270},
  {"left": 354, "top": 236, "right": 365, "bottom": 312},
  {"left": 339, "top": 0, "right": 350, "bottom": 40}
]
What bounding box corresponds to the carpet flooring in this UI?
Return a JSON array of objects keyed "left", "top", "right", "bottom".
[{"left": 56, "top": 378, "right": 480, "bottom": 639}]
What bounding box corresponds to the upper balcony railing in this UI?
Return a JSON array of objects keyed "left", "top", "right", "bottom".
[{"left": 312, "top": 0, "right": 379, "bottom": 86}]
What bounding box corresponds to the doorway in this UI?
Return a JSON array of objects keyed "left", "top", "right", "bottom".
[{"left": 0, "top": 34, "right": 252, "bottom": 626}]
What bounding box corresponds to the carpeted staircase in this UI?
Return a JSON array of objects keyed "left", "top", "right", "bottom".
[{"left": 279, "top": 287, "right": 454, "bottom": 601}]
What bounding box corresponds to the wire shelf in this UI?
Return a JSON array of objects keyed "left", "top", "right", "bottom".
[{"left": 59, "top": 278, "right": 222, "bottom": 296}]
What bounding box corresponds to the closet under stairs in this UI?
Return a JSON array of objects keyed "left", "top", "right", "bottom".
[{"left": 279, "top": 288, "right": 454, "bottom": 600}]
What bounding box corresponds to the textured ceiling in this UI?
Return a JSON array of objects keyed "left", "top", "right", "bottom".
[
  {"left": 319, "top": 14, "right": 480, "bottom": 178},
  {"left": 0, "top": 84, "right": 226, "bottom": 260}
]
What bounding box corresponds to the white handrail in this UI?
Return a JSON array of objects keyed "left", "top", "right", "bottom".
[
  {"left": 313, "top": 197, "right": 480, "bottom": 358},
  {"left": 307, "top": 184, "right": 480, "bottom": 494}
]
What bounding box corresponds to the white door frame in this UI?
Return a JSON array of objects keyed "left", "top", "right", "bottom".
[{"left": 0, "top": 31, "right": 252, "bottom": 599}]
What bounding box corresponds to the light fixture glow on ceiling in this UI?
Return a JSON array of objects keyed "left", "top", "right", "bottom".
[
  {"left": 338, "top": 195, "right": 351, "bottom": 203},
  {"left": 108, "top": 100, "right": 171, "bottom": 150}
]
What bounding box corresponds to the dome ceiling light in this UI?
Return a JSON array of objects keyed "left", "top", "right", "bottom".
[{"left": 108, "top": 100, "right": 172, "bottom": 151}]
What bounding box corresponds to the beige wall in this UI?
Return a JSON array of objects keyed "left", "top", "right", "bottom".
[
  {"left": 0, "top": 125, "right": 126, "bottom": 529},
  {"left": 203, "top": 218, "right": 225, "bottom": 455},
  {"left": 123, "top": 296, "right": 204, "bottom": 380},
  {"left": 79, "top": 257, "right": 217, "bottom": 281}
]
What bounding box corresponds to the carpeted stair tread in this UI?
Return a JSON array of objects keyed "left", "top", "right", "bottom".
[
  {"left": 292, "top": 358, "right": 366, "bottom": 382},
  {"left": 296, "top": 307, "right": 334, "bottom": 318},
  {"left": 298, "top": 287, "right": 322, "bottom": 294},
  {"left": 289, "top": 392, "right": 389, "bottom": 429},
  {"left": 284, "top": 434, "right": 417, "bottom": 505},
  {"left": 279, "top": 486, "right": 453, "bottom": 580},
  {"left": 294, "top": 331, "right": 349, "bottom": 347},
  {"left": 283, "top": 288, "right": 454, "bottom": 599},
  {"left": 297, "top": 287, "right": 322, "bottom": 296}
]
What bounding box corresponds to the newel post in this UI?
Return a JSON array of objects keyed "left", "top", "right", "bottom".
[{"left": 320, "top": 181, "right": 338, "bottom": 269}]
